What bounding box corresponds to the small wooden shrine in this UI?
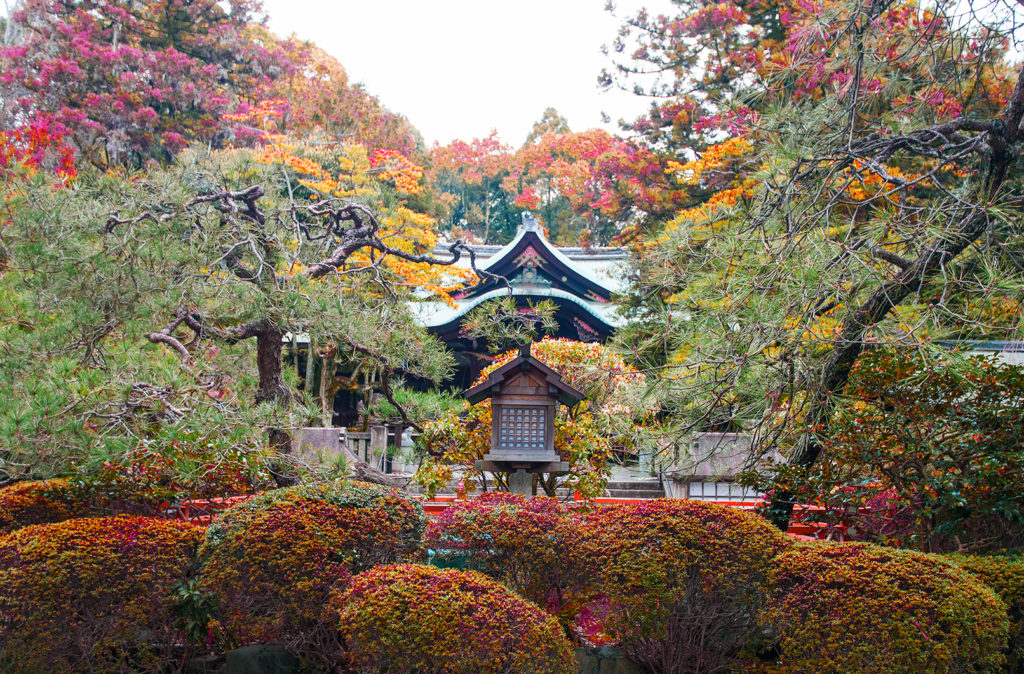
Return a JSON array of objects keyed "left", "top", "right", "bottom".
[{"left": 463, "top": 342, "right": 585, "bottom": 494}]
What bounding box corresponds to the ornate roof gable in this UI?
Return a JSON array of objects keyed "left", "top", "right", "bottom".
[{"left": 459, "top": 214, "right": 614, "bottom": 303}]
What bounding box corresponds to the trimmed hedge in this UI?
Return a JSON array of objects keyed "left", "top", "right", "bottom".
[
  {"left": 425, "top": 492, "right": 583, "bottom": 613},
  {"left": 765, "top": 542, "right": 1009, "bottom": 673},
  {"left": 0, "top": 479, "right": 90, "bottom": 533},
  {"left": 573, "top": 499, "right": 792, "bottom": 673},
  {"left": 331, "top": 564, "right": 575, "bottom": 674},
  {"left": 196, "top": 480, "right": 425, "bottom": 654},
  {"left": 947, "top": 554, "right": 1024, "bottom": 670},
  {"left": 0, "top": 515, "right": 204, "bottom": 673}
]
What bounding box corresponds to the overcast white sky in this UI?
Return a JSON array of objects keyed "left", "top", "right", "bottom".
[{"left": 260, "top": 0, "right": 674, "bottom": 147}]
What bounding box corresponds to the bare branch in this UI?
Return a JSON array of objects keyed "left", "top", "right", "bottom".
[
  {"left": 145, "top": 314, "right": 192, "bottom": 364},
  {"left": 103, "top": 210, "right": 169, "bottom": 234},
  {"left": 178, "top": 310, "right": 265, "bottom": 344},
  {"left": 301, "top": 201, "right": 506, "bottom": 288},
  {"left": 866, "top": 243, "right": 913, "bottom": 270}
]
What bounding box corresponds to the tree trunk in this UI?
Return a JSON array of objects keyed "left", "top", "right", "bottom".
[
  {"left": 255, "top": 323, "right": 299, "bottom": 487},
  {"left": 304, "top": 340, "right": 318, "bottom": 394},
  {"left": 483, "top": 197, "right": 491, "bottom": 243},
  {"left": 255, "top": 323, "right": 289, "bottom": 404}
]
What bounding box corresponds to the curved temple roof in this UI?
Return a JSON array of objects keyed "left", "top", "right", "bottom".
[{"left": 414, "top": 214, "right": 627, "bottom": 335}]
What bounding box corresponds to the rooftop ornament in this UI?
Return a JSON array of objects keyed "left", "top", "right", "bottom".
[{"left": 463, "top": 342, "right": 585, "bottom": 496}]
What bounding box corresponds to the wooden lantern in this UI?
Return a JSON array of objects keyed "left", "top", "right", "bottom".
[{"left": 464, "top": 343, "right": 585, "bottom": 479}]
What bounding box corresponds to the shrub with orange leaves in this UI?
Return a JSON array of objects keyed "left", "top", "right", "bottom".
[
  {"left": 196, "top": 480, "right": 425, "bottom": 659},
  {"left": 0, "top": 479, "right": 90, "bottom": 534},
  {"left": 946, "top": 553, "right": 1024, "bottom": 669},
  {"left": 0, "top": 443, "right": 272, "bottom": 535},
  {"left": 0, "top": 515, "right": 204, "bottom": 673},
  {"left": 69, "top": 433, "right": 273, "bottom": 514},
  {"left": 764, "top": 543, "right": 1008, "bottom": 672},
  {"left": 330, "top": 564, "right": 575, "bottom": 674},
  {"left": 572, "top": 499, "right": 792, "bottom": 673},
  {"left": 748, "top": 350, "right": 1024, "bottom": 553}
]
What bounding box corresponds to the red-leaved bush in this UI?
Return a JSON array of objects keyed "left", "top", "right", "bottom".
[
  {"left": 331, "top": 564, "right": 575, "bottom": 674},
  {"left": 572, "top": 499, "right": 791, "bottom": 673},
  {"left": 196, "top": 480, "right": 425, "bottom": 659},
  {"left": 0, "top": 515, "right": 204, "bottom": 673},
  {"left": 425, "top": 492, "right": 586, "bottom": 616},
  {"left": 947, "top": 553, "right": 1024, "bottom": 670}
]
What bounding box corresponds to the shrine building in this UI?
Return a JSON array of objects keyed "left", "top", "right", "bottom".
[{"left": 412, "top": 213, "right": 628, "bottom": 388}]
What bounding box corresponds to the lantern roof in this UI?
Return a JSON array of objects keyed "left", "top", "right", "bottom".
[{"left": 463, "top": 342, "right": 586, "bottom": 407}]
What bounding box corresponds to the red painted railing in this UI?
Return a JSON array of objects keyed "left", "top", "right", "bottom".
[{"left": 170, "top": 495, "right": 253, "bottom": 526}]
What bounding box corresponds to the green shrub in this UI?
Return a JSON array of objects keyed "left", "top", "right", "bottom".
[
  {"left": 331, "top": 563, "right": 575, "bottom": 674},
  {"left": 196, "top": 480, "right": 425, "bottom": 656},
  {"left": 947, "top": 554, "right": 1024, "bottom": 670},
  {"left": 0, "top": 515, "right": 204, "bottom": 673},
  {"left": 765, "top": 542, "right": 1009, "bottom": 673},
  {"left": 0, "top": 479, "right": 91, "bottom": 533},
  {"left": 424, "top": 492, "right": 584, "bottom": 616},
  {"left": 572, "top": 499, "right": 792, "bottom": 673}
]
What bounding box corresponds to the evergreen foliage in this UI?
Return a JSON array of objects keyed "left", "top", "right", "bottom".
[
  {"left": 607, "top": 0, "right": 1024, "bottom": 529},
  {"left": 0, "top": 144, "right": 461, "bottom": 487}
]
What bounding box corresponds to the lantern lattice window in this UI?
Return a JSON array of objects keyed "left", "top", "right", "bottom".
[{"left": 498, "top": 406, "right": 546, "bottom": 450}]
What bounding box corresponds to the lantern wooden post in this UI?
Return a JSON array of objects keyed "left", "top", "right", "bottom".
[{"left": 463, "top": 343, "right": 585, "bottom": 496}]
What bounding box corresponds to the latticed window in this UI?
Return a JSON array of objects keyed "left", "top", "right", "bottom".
[
  {"left": 498, "top": 406, "right": 545, "bottom": 449},
  {"left": 687, "top": 481, "right": 763, "bottom": 503}
]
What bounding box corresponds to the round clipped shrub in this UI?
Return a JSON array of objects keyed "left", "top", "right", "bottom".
[
  {"left": 947, "top": 554, "right": 1024, "bottom": 669},
  {"left": 331, "top": 564, "right": 575, "bottom": 674},
  {"left": 765, "top": 542, "right": 1009, "bottom": 673},
  {"left": 0, "top": 515, "right": 204, "bottom": 673},
  {"left": 0, "top": 479, "right": 90, "bottom": 533},
  {"left": 573, "top": 499, "right": 792, "bottom": 673},
  {"left": 196, "top": 480, "right": 425, "bottom": 653},
  {"left": 425, "top": 492, "right": 583, "bottom": 613}
]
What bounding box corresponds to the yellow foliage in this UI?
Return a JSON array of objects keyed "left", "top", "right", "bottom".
[{"left": 256, "top": 138, "right": 477, "bottom": 303}]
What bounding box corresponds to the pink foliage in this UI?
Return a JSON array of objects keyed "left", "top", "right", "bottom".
[{"left": 0, "top": 0, "right": 269, "bottom": 167}]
